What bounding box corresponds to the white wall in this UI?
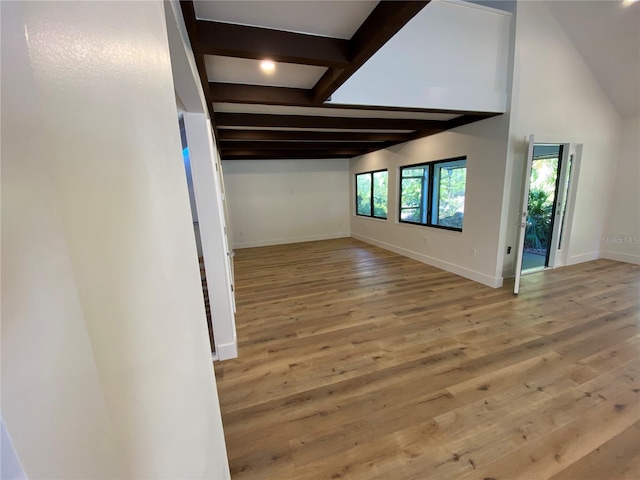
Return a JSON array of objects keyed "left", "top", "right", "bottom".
[
  {"left": 350, "top": 114, "right": 511, "bottom": 288},
  {"left": 501, "top": 0, "right": 623, "bottom": 276},
  {"left": 601, "top": 116, "right": 640, "bottom": 264},
  {"left": 222, "top": 159, "right": 351, "bottom": 248},
  {"left": 330, "top": 0, "right": 511, "bottom": 112},
  {"left": 1, "top": 1, "right": 229, "bottom": 478}
]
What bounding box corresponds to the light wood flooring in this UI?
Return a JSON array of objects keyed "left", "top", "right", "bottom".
[{"left": 214, "top": 238, "right": 640, "bottom": 480}]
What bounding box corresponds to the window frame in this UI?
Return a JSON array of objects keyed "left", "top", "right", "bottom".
[
  {"left": 355, "top": 169, "right": 388, "bottom": 220},
  {"left": 399, "top": 156, "right": 467, "bottom": 232}
]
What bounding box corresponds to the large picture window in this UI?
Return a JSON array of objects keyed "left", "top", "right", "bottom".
[
  {"left": 399, "top": 157, "right": 466, "bottom": 231},
  {"left": 356, "top": 170, "right": 388, "bottom": 219}
]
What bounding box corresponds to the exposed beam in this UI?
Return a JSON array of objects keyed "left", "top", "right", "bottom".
[
  {"left": 209, "top": 84, "right": 490, "bottom": 119},
  {"left": 179, "top": 0, "right": 198, "bottom": 37},
  {"left": 209, "top": 83, "right": 312, "bottom": 106},
  {"left": 194, "top": 20, "right": 349, "bottom": 68},
  {"left": 445, "top": 112, "right": 502, "bottom": 128},
  {"left": 311, "top": 1, "right": 430, "bottom": 103},
  {"left": 217, "top": 130, "right": 412, "bottom": 143},
  {"left": 220, "top": 141, "right": 389, "bottom": 150},
  {"left": 221, "top": 148, "right": 372, "bottom": 160},
  {"left": 221, "top": 153, "right": 364, "bottom": 160},
  {"left": 208, "top": 82, "right": 500, "bottom": 118},
  {"left": 408, "top": 113, "right": 501, "bottom": 141},
  {"left": 179, "top": 1, "right": 221, "bottom": 151},
  {"left": 215, "top": 113, "right": 441, "bottom": 131}
]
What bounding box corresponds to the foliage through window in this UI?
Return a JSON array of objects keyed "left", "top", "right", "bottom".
[
  {"left": 399, "top": 157, "right": 466, "bottom": 231},
  {"left": 356, "top": 170, "right": 387, "bottom": 219}
]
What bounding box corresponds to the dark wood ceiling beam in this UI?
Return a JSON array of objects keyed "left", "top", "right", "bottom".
[
  {"left": 311, "top": 1, "right": 430, "bottom": 103},
  {"left": 445, "top": 112, "right": 502, "bottom": 129},
  {"left": 217, "top": 130, "right": 412, "bottom": 142},
  {"left": 407, "top": 113, "right": 500, "bottom": 141},
  {"left": 179, "top": 1, "right": 221, "bottom": 151},
  {"left": 220, "top": 141, "right": 388, "bottom": 150},
  {"left": 194, "top": 20, "right": 350, "bottom": 68},
  {"left": 221, "top": 148, "right": 373, "bottom": 160},
  {"left": 221, "top": 153, "right": 363, "bottom": 160},
  {"left": 209, "top": 83, "right": 312, "bottom": 106},
  {"left": 215, "top": 113, "right": 440, "bottom": 130},
  {"left": 209, "top": 85, "right": 492, "bottom": 120}
]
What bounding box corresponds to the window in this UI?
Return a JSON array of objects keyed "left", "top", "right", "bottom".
[
  {"left": 356, "top": 170, "right": 388, "bottom": 219},
  {"left": 399, "top": 157, "right": 466, "bottom": 231}
]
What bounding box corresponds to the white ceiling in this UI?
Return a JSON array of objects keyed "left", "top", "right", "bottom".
[
  {"left": 193, "top": 0, "right": 377, "bottom": 38},
  {"left": 545, "top": 0, "right": 640, "bottom": 118},
  {"left": 205, "top": 55, "right": 326, "bottom": 88}
]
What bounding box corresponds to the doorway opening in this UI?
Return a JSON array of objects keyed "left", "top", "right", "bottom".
[
  {"left": 514, "top": 137, "right": 580, "bottom": 294},
  {"left": 522, "top": 144, "right": 563, "bottom": 271}
]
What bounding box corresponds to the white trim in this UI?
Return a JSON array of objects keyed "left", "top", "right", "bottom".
[
  {"left": 352, "top": 233, "right": 504, "bottom": 288},
  {"left": 556, "top": 144, "right": 582, "bottom": 268},
  {"left": 600, "top": 250, "right": 640, "bottom": 265},
  {"left": 567, "top": 251, "right": 600, "bottom": 265},
  {"left": 513, "top": 134, "right": 536, "bottom": 294},
  {"left": 184, "top": 113, "right": 237, "bottom": 361},
  {"left": 216, "top": 339, "right": 238, "bottom": 361},
  {"left": 234, "top": 232, "right": 350, "bottom": 249}
]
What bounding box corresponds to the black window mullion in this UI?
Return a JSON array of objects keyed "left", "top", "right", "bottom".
[
  {"left": 369, "top": 173, "right": 374, "bottom": 218},
  {"left": 427, "top": 164, "right": 434, "bottom": 227},
  {"left": 420, "top": 174, "right": 426, "bottom": 224},
  {"left": 399, "top": 157, "right": 465, "bottom": 231},
  {"left": 357, "top": 170, "right": 387, "bottom": 219}
]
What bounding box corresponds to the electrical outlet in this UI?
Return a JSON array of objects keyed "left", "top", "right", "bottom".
[
  {"left": 470, "top": 248, "right": 477, "bottom": 258},
  {"left": 423, "top": 236, "right": 429, "bottom": 246}
]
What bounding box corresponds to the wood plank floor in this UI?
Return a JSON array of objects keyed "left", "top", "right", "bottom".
[{"left": 214, "top": 237, "right": 640, "bottom": 480}]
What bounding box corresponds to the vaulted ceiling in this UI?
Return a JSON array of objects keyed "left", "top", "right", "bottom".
[
  {"left": 544, "top": 0, "right": 640, "bottom": 119},
  {"left": 180, "top": 1, "right": 501, "bottom": 160}
]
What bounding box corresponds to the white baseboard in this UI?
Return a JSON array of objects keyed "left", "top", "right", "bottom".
[
  {"left": 215, "top": 339, "right": 238, "bottom": 361},
  {"left": 502, "top": 269, "right": 514, "bottom": 280},
  {"left": 233, "top": 232, "right": 350, "bottom": 249},
  {"left": 600, "top": 250, "right": 640, "bottom": 265},
  {"left": 567, "top": 251, "right": 600, "bottom": 265},
  {"left": 352, "top": 233, "right": 503, "bottom": 288}
]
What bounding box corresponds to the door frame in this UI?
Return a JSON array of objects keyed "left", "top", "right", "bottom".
[
  {"left": 514, "top": 136, "right": 582, "bottom": 294},
  {"left": 513, "top": 135, "right": 535, "bottom": 294}
]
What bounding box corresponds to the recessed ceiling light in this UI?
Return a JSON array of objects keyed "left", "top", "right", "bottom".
[{"left": 260, "top": 60, "right": 275, "bottom": 73}]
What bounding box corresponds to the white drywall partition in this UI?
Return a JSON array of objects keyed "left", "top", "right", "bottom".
[
  {"left": 330, "top": 0, "right": 511, "bottom": 112},
  {"left": 222, "top": 159, "right": 351, "bottom": 248},
  {"left": 1, "top": 1, "right": 230, "bottom": 477}
]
